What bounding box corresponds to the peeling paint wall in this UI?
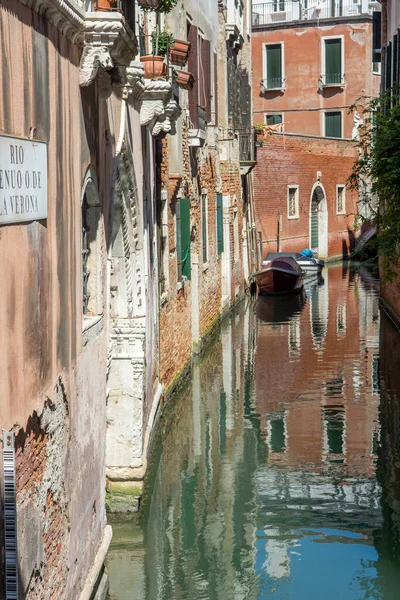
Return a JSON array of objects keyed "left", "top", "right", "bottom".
[{"left": 0, "top": 0, "right": 119, "bottom": 596}]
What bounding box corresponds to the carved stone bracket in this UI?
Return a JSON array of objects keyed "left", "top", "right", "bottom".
[
  {"left": 79, "top": 12, "right": 138, "bottom": 94},
  {"left": 137, "top": 80, "right": 181, "bottom": 137},
  {"left": 123, "top": 62, "right": 146, "bottom": 99}
]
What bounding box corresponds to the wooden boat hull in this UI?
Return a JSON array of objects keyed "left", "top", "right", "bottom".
[{"left": 252, "top": 257, "right": 305, "bottom": 296}]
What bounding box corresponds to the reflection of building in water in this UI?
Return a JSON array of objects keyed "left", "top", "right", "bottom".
[
  {"left": 255, "top": 265, "right": 380, "bottom": 477},
  {"left": 138, "top": 309, "right": 260, "bottom": 600},
  {"left": 375, "top": 309, "right": 400, "bottom": 590}
]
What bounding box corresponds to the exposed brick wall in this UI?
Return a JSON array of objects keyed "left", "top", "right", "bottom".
[
  {"left": 221, "top": 160, "right": 245, "bottom": 297},
  {"left": 160, "top": 125, "right": 224, "bottom": 390},
  {"left": 253, "top": 132, "right": 359, "bottom": 259}
]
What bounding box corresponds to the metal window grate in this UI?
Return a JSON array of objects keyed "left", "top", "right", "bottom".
[{"left": 2, "top": 431, "right": 18, "bottom": 600}]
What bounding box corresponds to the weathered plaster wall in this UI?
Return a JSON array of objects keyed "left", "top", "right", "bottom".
[
  {"left": 0, "top": 1, "right": 115, "bottom": 596},
  {"left": 251, "top": 20, "right": 380, "bottom": 137}
]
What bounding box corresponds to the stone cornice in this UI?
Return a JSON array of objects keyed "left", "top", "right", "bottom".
[{"left": 19, "top": 0, "right": 85, "bottom": 42}]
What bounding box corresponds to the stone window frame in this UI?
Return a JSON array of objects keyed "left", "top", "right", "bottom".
[
  {"left": 323, "top": 109, "right": 343, "bottom": 139},
  {"left": 336, "top": 184, "right": 346, "bottom": 215},
  {"left": 81, "top": 168, "right": 104, "bottom": 335},
  {"left": 264, "top": 112, "right": 283, "bottom": 126},
  {"left": 321, "top": 34, "right": 345, "bottom": 87},
  {"left": 287, "top": 184, "right": 299, "bottom": 219},
  {"left": 262, "top": 41, "right": 285, "bottom": 91}
]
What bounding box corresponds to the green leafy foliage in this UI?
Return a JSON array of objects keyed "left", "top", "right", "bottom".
[
  {"left": 348, "top": 91, "right": 400, "bottom": 281},
  {"left": 152, "top": 29, "right": 174, "bottom": 57}
]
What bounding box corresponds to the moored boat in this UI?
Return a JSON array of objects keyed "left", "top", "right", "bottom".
[
  {"left": 263, "top": 252, "right": 324, "bottom": 276},
  {"left": 251, "top": 256, "right": 305, "bottom": 295}
]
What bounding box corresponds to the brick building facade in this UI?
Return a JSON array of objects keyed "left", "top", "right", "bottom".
[
  {"left": 251, "top": 0, "right": 381, "bottom": 260},
  {"left": 158, "top": 0, "right": 256, "bottom": 395},
  {"left": 253, "top": 131, "right": 359, "bottom": 260}
]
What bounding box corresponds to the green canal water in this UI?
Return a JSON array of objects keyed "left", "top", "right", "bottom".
[{"left": 107, "top": 264, "right": 400, "bottom": 599}]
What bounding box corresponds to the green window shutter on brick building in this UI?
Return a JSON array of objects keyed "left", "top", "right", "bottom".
[
  {"left": 180, "top": 197, "right": 191, "bottom": 280},
  {"left": 266, "top": 45, "right": 282, "bottom": 89},
  {"left": 325, "top": 111, "right": 341, "bottom": 138},
  {"left": 176, "top": 199, "right": 182, "bottom": 280},
  {"left": 325, "top": 39, "right": 341, "bottom": 84},
  {"left": 216, "top": 192, "right": 224, "bottom": 255}
]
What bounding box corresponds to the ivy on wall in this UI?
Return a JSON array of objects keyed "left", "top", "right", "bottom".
[{"left": 349, "top": 91, "right": 400, "bottom": 281}]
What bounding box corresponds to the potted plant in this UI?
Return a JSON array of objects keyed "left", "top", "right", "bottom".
[
  {"left": 140, "top": 30, "right": 174, "bottom": 79},
  {"left": 170, "top": 39, "right": 191, "bottom": 67},
  {"left": 95, "top": 0, "right": 118, "bottom": 10},
  {"left": 174, "top": 70, "right": 195, "bottom": 90},
  {"left": 140, "top": 0, "right": 178, "bottom": 12},
  {"left": 137, "top": 0, "right": 161, "bottom": 9}
]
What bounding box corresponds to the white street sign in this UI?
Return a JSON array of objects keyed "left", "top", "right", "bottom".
[{"left": 0, "top": 135, "right": 48, "bottom": 225}]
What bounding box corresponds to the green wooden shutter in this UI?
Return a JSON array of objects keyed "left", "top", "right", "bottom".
[
  {"left": 311, "top": 194, "right": 319, "bottom": 249},
  {"left": 266, "top": 44, "right": 282, "bottom": 89},
  {"left": 216, "top": 192, "right": 223, "bottom": 254},
  {"left": 266, "top": 114, "right": 282, "bottom": 125},
  {"left": 180, "top": 197, "right": 191, "bottom": 280},
  {"left": 202, "top": 195, "right": 207, "bottom": 263},
  {"left": 325, "top": 111, "right": 341, "bottom": 138},
  {"left": 176, "top": 199, "right": 182, "bottom": 280},
  {"left": 386, "top": 41, "right": 392, "bottom": 91},
  {"left": 325, "top": 39, "right": 341, "bottom": 84}
]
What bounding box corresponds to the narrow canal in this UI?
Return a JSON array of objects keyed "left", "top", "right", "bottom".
[{"left": 107, "top": 264, "right": 400, "bottom": 599}]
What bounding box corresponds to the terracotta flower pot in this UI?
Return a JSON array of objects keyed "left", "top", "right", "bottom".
[
  {"left": 137, "top": 0, "right": 161, "bottom": 7},
  {"left": 175, "top": 70, "right": 195, "bottom": 90},
  {"left": 170, "top": 39, "right": 191, "bottom": 66},
  {"left": 140, "top": 56, "right": 167, "bottom": 79},
  {"left": 95, "top": 0, "right": 117, "bottom": 10}
]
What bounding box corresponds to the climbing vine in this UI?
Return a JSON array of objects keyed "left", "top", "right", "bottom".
[{"left": 349, "top": 90, "right": 400, "bottom": 281}]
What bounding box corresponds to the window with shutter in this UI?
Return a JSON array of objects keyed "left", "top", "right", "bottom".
[
  {"left": 187, "top": 24, "right": 199, "bottom": 128},
  {"left": 265, "top": 44, "right": 282, "bottom": 89},
  {"left": 216, "top": 192, "right": 223, "bottom": 255},
  {"left": 324, "top": 39, "right": 342, "bottom": 84},
  {"left": 372, "top": 11, "right": 381, "bottom": 73},
  {"left": 200, "top": 38, "right": 211, "bottom": 123},
  {"left": 202, "top": 193, "right": 208, "bottom": 263},
  {"left": 176, "top": 199, "right": 182, "bottom": 281},
  {"left": 325, "top": 111, "right": 342, "bottom": 138},
  {"left": 214, "top": 52, "right": 218, "bottom": 124},
  {"left": 180, "top": 197, "right": 191, "bottom": 280},
  {"left": 386, "top": 41, "right": 392, "bottom": 91},
  {"left": 265, "top": 114, "right": 282, "bottom": 125}
]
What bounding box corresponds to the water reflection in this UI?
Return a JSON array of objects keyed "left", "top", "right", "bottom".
[{"left": 107, "top": 264, "right": 400, "bottom": 599}]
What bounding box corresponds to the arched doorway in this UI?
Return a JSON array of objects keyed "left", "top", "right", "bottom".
[{"left": 309, "top": 183, "right": 328, "bottom": 258}]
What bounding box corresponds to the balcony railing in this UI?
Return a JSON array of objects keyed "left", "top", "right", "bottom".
[
  {"left": 261, "top": 76, "right": 285, "bottom": 91},
  {"left": 252, "top": 0, "right": 374, "bottom": 26},
  {"left": 320, "top": 72, "right": 345, "bottom": 87}
]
